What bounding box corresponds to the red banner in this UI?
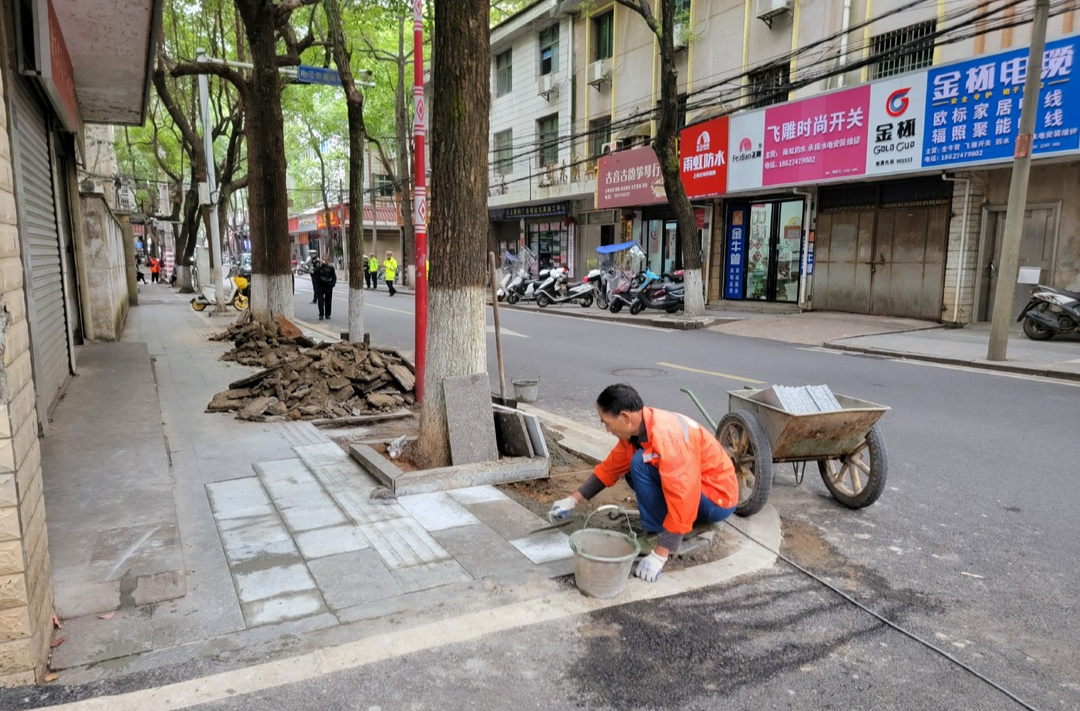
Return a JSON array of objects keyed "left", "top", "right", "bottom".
[
  {"left": 680, "top": 116, "right": 728, "bottom": 199},
  {"left": 597, "top": 148, "right": 666, "bottom": 209}
]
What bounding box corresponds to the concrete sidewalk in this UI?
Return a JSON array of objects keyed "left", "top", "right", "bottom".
[{"left": 36, "top": 286, "right": 779, "bottom": 689}]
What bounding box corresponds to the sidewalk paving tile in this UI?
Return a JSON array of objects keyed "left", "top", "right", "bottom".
[
  {"left": 206, "top": 477, "right": 276, "bottom": 520},
  {"left": 398, "top": 492, "right": 481, "bottom": 531},
  {"left": 235, "top": 562, "right": 317, "bottom": 603},
  {"left": 244, "top": 590, "right": 327, "bottom": 627},
  {"left": 429, "top": 524, "right": 534, "bottom": 579},
  {"left": 359, "top": 517, "right": 453, "bottom": 569},
  {"left": 49, "top": 609, "right": 155, "bottom": 669},
  {"left": 293, "top": 443, "right": 407, "bottom": 525},
  {"left": 389, "top": 559, "right": 472, "bottom": 594},
  {"left": 508, "top": 531, "right": 574, "bottom": 564},
  {"left": 446, "top": 485, "right": 510, "bottom": 505},
  {"left": 294, "top": 524, "right": 371, "bottom": 560},
  {"left": 255, "top": 459, "right": 350, "bottom": 532},
  {"left": 217, "top": 511, "right": 298, "bottom": 565},
  {"left": 459, "top": 498, "right": 549, "bottom": 541},
  {"left": 307, "top": 550, "right": 402, "bottom": 610},
  {"left": 89, "top": 522, "right": 181, "bottom": 580}
]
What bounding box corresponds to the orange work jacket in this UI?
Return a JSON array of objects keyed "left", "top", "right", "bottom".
[{"left": 593, "top": 407, "right": 738, "bottom": 534}]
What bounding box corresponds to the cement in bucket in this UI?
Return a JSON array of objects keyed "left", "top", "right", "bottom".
[
  {"left": 512, "top": 378, "right": 539, "bottom": 403},
  {"left": 569, "top": 527, "right": 640, "bottom": 599}
]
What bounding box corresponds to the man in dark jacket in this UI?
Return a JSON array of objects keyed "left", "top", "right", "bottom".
[
  {"left": 314, "top": 255, "right": 337, "bottom": 320},
  {"left": 309, "top": 256, "right": 321, "bottom": 303}
]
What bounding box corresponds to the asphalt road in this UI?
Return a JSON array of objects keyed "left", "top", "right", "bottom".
[
  {"left": 6, "top": 286, "right": 1067, "bottom": 710},
  {"left": 289, "top": 282, "right": 1080, "bottom": 710}
]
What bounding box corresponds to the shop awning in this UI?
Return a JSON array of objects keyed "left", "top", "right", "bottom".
[{"left": 615, "top": 119, "right": 653, "bottom": 141}]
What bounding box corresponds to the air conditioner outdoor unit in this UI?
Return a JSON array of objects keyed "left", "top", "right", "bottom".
[
  {"left": 673, "top": 21, "right": 688, "bottom": 50},
  {"left": 757, "top": 0, "right": 792, "bottom": 26},
  {"left": 537, "top": 74, "right": 556, "bottom": 99},
  {"left": 600, "top": 140, "right": 625, "bottom": 155},
  {"left": 587, "top": 59, "right": 610, "bottom": 88}
]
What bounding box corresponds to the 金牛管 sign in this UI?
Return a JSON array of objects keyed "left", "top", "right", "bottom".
[{"left": 922, "top": 36, "right": 1080, "bottom": 167}]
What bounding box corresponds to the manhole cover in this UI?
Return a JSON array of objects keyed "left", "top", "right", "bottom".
[{"left": 611, "top": 367, "right": 667, "bottom": 378}]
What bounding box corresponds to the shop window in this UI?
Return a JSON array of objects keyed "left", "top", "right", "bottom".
[
  {"left": 870, "top": 21, "right": 936, "bottom": 80},
  {"left": 494, "top": 129, "right": 514, "bottom": 176},
  {"left": 537, "top": 114, "right": 560, "bottom": 167},
  {"left": 372, "top": 173, "right": 394, "bottom": 197},
  {"left": 495, "top": 49, "right": 513, "bottom": 97},
  {"left": 539, "top": 25, "right": 559, "bottom": 75},
  {"left": 594, "top": 12, "right": 613, "bottom": 61},
  {"left": 747, "top": 63, "right": 790, "bottom": 108}
]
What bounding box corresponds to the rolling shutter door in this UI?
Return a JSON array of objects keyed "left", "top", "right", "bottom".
[{"left": 11, "top": 78, "right": 71, "bottom": 421}]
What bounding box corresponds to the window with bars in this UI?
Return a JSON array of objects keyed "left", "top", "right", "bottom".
[
  {"left": 870, "top": 21, "right": 936, "bottom": 79},
  {"left": 537, "top": 114, "right": 559, "bottom": 166},
  {"left": 589, "top": 117, "right": 611, "bottom": 158},
  {"left": 494, "top": 129, "right": 514, "bottom": 176},
  {"left": 747, "top": 63, "right": 790, "bottom": 108},
  {"left": 495, "top": 49, "right": 513, "bottom": 96},
  {"left": 539, "top": 25, "right": 559, "bottom": 75}
]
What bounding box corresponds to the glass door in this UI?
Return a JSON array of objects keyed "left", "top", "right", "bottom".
[
  {"left": 746, "top": 204, "right": 773, "bottom": 300},
  {"left": 775, "top": 200, "right": 804, "bottom": 302}
]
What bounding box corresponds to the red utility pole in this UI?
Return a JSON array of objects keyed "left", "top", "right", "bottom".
[{"left": 412, "top": 0, "right": 427, "bottom": 402}]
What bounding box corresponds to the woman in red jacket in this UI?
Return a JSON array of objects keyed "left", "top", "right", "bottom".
[{"left": 550, "top": 383, "right": 738, "bottom": 582}]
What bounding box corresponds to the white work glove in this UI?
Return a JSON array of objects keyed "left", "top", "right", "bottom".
[
  {"left": 634, "top": 551, "right": 667, "bottom": 582},
  {"left": 548, "top": 496, "right": 577, "bottom": 521}
]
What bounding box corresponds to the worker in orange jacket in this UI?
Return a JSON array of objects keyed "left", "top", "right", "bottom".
[{"left": 550, "top": 383, "right": 739, "bottom": 582}]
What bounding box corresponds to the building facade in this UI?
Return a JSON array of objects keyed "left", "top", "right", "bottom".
[{"left": 492, "top": 0, "right": 1080, "bottom": 323}]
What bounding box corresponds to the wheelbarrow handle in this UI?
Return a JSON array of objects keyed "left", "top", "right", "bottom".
[{"left": 680, "top": 388, "right": 717, "bottom": 431}]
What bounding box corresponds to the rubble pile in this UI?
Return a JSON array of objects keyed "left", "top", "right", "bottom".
[{"left": 207, "top": 321, "right": 416, "bottom": 422}]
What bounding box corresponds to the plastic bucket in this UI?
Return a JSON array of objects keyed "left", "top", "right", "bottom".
[
  {"left": 568, "top": 506, "right": 640, "bottom": 598},
  {"left": 512, "top": 378, "right": 539, "bottom": 403}
]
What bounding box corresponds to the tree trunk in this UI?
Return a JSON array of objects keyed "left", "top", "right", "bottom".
[
  {"left": 177, "top": 178, "right": 201, "bottom": 293},
  {"left": 236, "top": 0, "right": 294, "bottom": 326},
  {"left": 650, "top": 0, "right": 705, "bottom": 316},
  {"left": 414, "top": 0, "right": 491, "bottom": 469}
]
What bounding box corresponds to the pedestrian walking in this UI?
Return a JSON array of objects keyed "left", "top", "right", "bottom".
[
  {"left": 383, "top": 250, "right": 398, "bottom": 296},
  {"left": 548, "top": 383, "right": 739, "bottom": 583},
  {"left": 314, "top": 254, "right": 337, "bottom": 321},
  {"left": 149, "top": 257, "right": 160, "bottom": 283},
  {"left": 368, "top": 254, "right": 379, "bottom": 290},
  {"left": 136, "top": 265, "right": 147, "bottom": 284},
  {"left": 362, "top": 255, "right": 371, "bottom": 289},
  {"left": 309, "top": 255, "right": 321, "bottom": 304}
]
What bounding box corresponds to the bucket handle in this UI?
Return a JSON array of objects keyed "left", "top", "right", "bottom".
[
  {"left": 513, "top": 364, "right": 539, "bottom": 383},
  {"left": 582, "top": 504, "right": 637, "bottom": 542}
]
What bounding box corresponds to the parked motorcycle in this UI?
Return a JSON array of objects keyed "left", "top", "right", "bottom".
[
  {"left": 496, "top": 250, "right": 526, "bottom": 302},
  {"left": 629, "top": 269, "right": 685, "bottom": 315},
  {"left": 591, "top": 242, "right": 644, "bottom": 311},
  {"left": 294, "top": 256, "right": 317, "bottom": 276},
  {"left": 191, "top": 270, "right": 250, "bottom": 312},
  {"left": 504, "top": 248, "right": 549, "bottom": 305},
  {"left": 606, "top": 270, "right": 646, "bottom": 313},
  {"left": 535, "top": 267, "right": 594, "bottom": 308},
  {"left": 1018, "top": 284, "right": 1080, "bottom": 340}
]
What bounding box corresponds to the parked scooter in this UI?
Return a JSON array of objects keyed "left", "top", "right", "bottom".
[
  {"left": 504, "top": 247, "right": 548, "bottom": 305},
  {"left": 1018, "top": 284, "right": 1080, "bottom": 340},
  {"left": 629, "top": 269, "right": 685, "bottom": 315},
  {"left": 606, "top": 270, "right": 646, "bottom": 313},
  {"left": 495, "top": 251, "right": 520, "bottom": 302},
  {"left": 591, "top": 242, "right": 644, "bottom": 311},
  {"left": 191, "top": 270, "right": 250, "bottom": 312},
  {"left": 535, "top": 267, "right": 595, "bottom": 308}
]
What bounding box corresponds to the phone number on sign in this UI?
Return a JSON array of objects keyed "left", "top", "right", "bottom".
[{"left": 765, "top": 155, "right": 817, "bottom": 169}]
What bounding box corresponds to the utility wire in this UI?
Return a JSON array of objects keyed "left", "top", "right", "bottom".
[{"left": 723, "top": 520, "right": 1041, "bottom": 711}]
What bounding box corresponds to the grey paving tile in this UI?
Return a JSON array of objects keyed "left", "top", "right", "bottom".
[
  {"left": 390, "top": 559, "right": 472, "bottom": 594},
  {"left": 49, "top": 607, "right": 154, "bottom": 670},
  {"left": 243, "top": 590, "right": 327, "bottom": 627},
  {"left": 254, "top": 459, "right": 350, "bottom": 532},
  {"left": 218, "top": 513, "right": 297, "bottom": 565},
  {"left": 398, "top": 492, "right": 480, "bottom": 531},
  {"left": 293, "top": 442, "right": 408, "bottom": 525},
  {"left": 508, "top": 530, "right": 574, "bottom": 564},
  {"left": 429, "top": 524, "right": 533, "bottom": 579},
  {"left": 446, "top": 485, "right": 509, "bottom": 505},
  {"left": 234, "top": 563, "right": 317, "bottom": 603},
  {"left": 294, "top": 525, "right": 371, "bottom": 560},
  {"left": 359, "top": 518, "right": 452, "bottom": 569},
  {"left": 206, "top": 477, "right": 275, "bottom": 520},
  {"left": 460, "top": 498, "right": 549, "bottom": 541},
  {"left": 307, "top": 549, "right": 402, "bottom": 610}
]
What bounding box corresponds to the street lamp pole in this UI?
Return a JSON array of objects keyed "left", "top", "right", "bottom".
[
  {"left": 197, "top": 48, "right": 227, "bottom": 313},
  {"left": 412, "top": 0, "right": 428, "bottom": 403}
]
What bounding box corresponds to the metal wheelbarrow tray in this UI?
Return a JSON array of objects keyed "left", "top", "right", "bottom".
[{"left": 714, "top": 388, "right": 890, "bottom": 515}]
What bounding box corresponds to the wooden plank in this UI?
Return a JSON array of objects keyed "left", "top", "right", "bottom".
[{"left": 386, "top": 363, "right": 415, "bottom": 391}]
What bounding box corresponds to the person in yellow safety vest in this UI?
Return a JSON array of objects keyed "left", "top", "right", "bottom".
[
  {"left": 383, "top": 251, "right": 398, "bottom": 296},
  {"left": 367, "top": 254, "right": 379, "bottom": 290}
]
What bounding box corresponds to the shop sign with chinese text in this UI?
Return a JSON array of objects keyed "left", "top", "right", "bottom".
[
  {"left": 922, "top": 36, "right": 1079, "bottom": 167},
  {"left": 597, "top": 148, "right": 667, "bottom": 208},
  {"left": 680, "top": 116, "right": 728, "bottom": 198},
  {"left": 762, "top": 85, "right": 871, "bottom": 186},
  {"left": 865, "top": 76, "right": 926, "bottom": 176}
]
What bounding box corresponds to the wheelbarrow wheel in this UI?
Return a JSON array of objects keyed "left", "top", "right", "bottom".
[
  {"left": 717, "top": 410, "right": 773, "bottom": 517},
  {"left": 818, "top": 425, "right": 888, "bottom": 509}
]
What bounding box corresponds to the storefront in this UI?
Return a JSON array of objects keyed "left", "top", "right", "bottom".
[
  {"left": 489, "top": 201, "right": 573, "bottom": 274},
  {"left": 722, "top": 199, "right": 804, "bottom": 302}
]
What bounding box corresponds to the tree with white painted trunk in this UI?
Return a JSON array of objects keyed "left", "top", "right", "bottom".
[
  {"left": 616, "top": 0, "right": 706, "bottom": 316},
  {"left": 413, "top": 0, "right": 491, "bottom": 469}
]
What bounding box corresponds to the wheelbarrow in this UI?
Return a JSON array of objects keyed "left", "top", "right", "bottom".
[{"left": 684, "top": 387, "right": 890, "bottom": 516}]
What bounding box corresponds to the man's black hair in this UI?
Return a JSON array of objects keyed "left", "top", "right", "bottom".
[{"left": 596, "top": 383, "right": 644, "bottom": 416}]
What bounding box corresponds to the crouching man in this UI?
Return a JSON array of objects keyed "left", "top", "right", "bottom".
[{"left": 549, "top": 383, "right": 739, "bottom": 582}]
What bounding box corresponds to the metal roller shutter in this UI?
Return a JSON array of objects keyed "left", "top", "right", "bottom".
[{"left": 11, "top": 78, "right": 71, "bottom": 423}]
